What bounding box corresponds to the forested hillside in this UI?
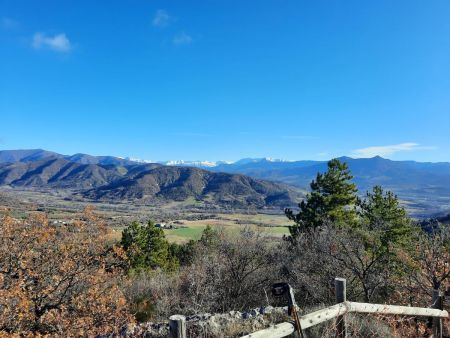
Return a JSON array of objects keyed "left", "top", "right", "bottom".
[{"left": 0, "top": 157, "right": 302, "bottom": 208}]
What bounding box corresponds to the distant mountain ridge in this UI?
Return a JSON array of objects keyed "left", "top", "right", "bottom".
[
  {"left": 1, "top": 149, "right": 450, "bottom": 216},
  {"left": 0, "top": 149, "right": 138, "bottom": 166},
  {"left": 209, "top": 155, "right": 450, "bottom": 217},
  {"left": 0, "top": 150, "right": 292, "bottom": 168},
  {"left": 0, "top": 155, "right": 302, "bottom": 209}
]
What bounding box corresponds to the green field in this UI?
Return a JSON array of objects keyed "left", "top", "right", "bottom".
[
  {"left": 0, "top": 189, "right": 292, "bottom": 244},
  {"left": 163, "top": 223, "right": 289, "bottom": 243},
  {"left": 163, "top": 225, "right": 206, "bottom": 242}
]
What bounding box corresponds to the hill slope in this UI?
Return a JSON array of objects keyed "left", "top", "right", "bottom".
[
  {"left": 84, "top": 166, "right": 301, "bottom": 208},
  {"left": 0, "top": 158, "right": 129, "bottom": 189},
  {"left": 0, "top": 149, "right": 63, "bottom": 163},
  {"left": 0, "top": 158, "right": 302, "bottom": 208}
]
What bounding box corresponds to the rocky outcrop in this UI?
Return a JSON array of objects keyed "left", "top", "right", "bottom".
[{"left": 122, "top": 306, "right": 289, "bottom": 337}]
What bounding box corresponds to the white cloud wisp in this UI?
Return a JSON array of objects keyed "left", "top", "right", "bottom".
[
  {"left": 32, "top": 32, "right": 71, "bottom": 52},
  {"left": 152, "top": 10, "right": 171, "bottom": 27},
  {"left": 351, "top": 143, "right": 435, "bottom": 158}
]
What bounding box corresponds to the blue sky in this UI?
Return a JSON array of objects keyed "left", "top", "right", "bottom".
[{"left": 1, "top": 0, "right": 449, "bottom": 162}]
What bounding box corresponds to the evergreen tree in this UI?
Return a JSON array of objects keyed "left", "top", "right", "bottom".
[
  {"left": 355, "top": 186, "right": 416, "bottom": 299},
  {"left": 170, "top": 225, "right": 221, "bottom": 266},
  {"left": 121, "top": 220, "right": 178, "bottom": 272},
  {"left": 286, "top": 159, "right": 358, "bottom": 237},
  {"left": 358, "top": 185, "right": 414, "bottom": 249},
  {"left": 199, "top": 224, "right": 221, "bottom": 247},
  {"left": 169, "top": 240, "right": 196, "bottom": 266}
]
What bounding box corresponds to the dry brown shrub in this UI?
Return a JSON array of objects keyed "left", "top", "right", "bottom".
[{"left": 0, "top": 206, "right": 133, "bottom": 336}]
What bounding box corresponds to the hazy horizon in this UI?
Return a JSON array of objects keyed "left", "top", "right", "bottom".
[{"left": 2, "top": 147, "right": 450, "bottom": 164}]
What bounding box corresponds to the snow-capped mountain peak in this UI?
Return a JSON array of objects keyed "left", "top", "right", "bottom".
[
  {"left": 124, "top": 157, "right": 289, "bottom": 167},
  {"left": 163, "top": 160, "right": 218, "bottom": 167},
  {"left": 125, "top": 157, "right": 154, "bottom": 164}
]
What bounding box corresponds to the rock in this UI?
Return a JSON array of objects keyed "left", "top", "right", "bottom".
[
  {"left": 229, "top": 310, "right": 242, "bottom": 318},
  {"left": 202, "top": 313, "right": 212, "bottom": 320},
  {"left": 124, "top": 306, "right": 288, "bottom": 337},
  {"left": 250, "top": 308, "right": 260, "bottom": 317},
  {"left": 242, "top": 312, "right": 251, "bottom": 319},
  {"left": 260, "top": 305, "right": 274, "bottom": 314}
]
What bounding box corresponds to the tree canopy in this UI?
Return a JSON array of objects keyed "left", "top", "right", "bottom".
[
  {"left": 121, "top": 220, "right": 178, "bottom": 272},
  {"left": 286, "top": 158, "right": 358, "bottom": 236},
  {"left": 358, "top": 185, "right": 414, "bottom": 249}
]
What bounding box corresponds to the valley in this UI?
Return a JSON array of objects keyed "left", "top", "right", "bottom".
[{"left": 0, "top": 187, "right": 291, "bottom": 244}]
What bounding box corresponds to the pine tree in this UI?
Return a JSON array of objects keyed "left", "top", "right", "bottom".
[
  {"left": 286, "top": 158, "right": 358, "bottom": 237},
  {"left": 355, "top": 186, "right": 416, "bottom": 300},
  {"left": 121, "top": 220, "right": 178, "bottom": 272},
  {"left": 170, "top": 225, "right": 221, "bottom": 266},
  {"left": 358, "top": 185, "right": 414, "bottom": 249},
  {"left": 199, "top": 224, "right": 220, "bottom": 247}
]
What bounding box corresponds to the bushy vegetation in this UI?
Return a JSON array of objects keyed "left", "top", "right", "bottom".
[
  {"left": 1, "top": 159, "right": 448, "bottom": 336},
  {"left": 121, "top": 159, "right": 449, "bottom": 335},
  {"left": 0, "top": 207, "right": 132, "bottom": 336},
  {"left": 121, "top": 220, "right": 179, "bottom": 272}
]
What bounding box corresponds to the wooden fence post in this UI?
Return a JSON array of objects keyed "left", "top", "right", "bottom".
[
  {"left": 431, "top": 290, "right": 443, "bottom": 338},
  {"left": 335, "top": 278, "right": 347, "bottom": 338},
  {"left": 169, "top": 314, "right": 187, "bottom": 338}
]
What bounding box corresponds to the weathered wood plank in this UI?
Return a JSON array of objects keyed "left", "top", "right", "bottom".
[
  {"left": 335, "top": 278, "right": 347, "bottom": 338},
  {"left": 240, "top": 322, "right": 295, "bottom": 338},
  {"left": 240, "top": 300, "right": 448, "bottom": 338},
  {"left": 300, "top": 303, "right": 350, "bottom": 330},
  {"left": 431, "top": 290, "right": 443, "bottom": 338},
  {"left": 347, "top": 301, "right": 449, "bottom": 318}
]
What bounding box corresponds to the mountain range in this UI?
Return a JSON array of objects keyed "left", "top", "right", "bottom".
[
  {"left": 0, "top": 149, "right": 287, "bottom": 168},
  {"left": 0, "top": 151, "right": 302, "bottom": 209},
  {"left": 1, "top": 149, "right": 450, "bottom": 216},
  {"left": 210, "top": 156, "right": 450, "bottom": 217}
]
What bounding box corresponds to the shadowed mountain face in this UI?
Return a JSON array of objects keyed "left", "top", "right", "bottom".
[
  {"left": 84, "top": 166, "right": 301, "bottom": 208},
  {"left": 0, "top": 158, "right": 303, "bottom": 208}
]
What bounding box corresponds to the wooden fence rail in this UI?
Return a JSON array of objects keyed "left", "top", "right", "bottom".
[
  {"left": 240, "top": 302, "right": 448, "bottom": 338},
  {"left": 169, "top": 278, "right": 449, "bottom": 338},
  {"left": 240, "top": 278, "right": 448, "bottom": 338}
]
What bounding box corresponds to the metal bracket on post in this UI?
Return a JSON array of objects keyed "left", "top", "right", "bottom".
[{"left": 272, "top": 282, "right": 304, "bottom": 338}]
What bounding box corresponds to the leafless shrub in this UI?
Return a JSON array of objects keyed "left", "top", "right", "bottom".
[
  {"left": 128, "top": 227, "right": 280, "bottom": 319},
  {"left": 280, "top": 223, "right": 422, "bottom": 307},
  {"left": 124, "top": 270, "right": 182, "bottom": 321},
  {"left": 181, "top": 227, "right": 281, "bottom": 313},
  {"left": 126, "top": 221, "right": 448, "bottom": 337}
]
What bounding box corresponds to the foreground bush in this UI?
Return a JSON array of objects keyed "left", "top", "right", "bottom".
[
  {"left": 126, "top": 227, "right": 279, "bottom": 320},
  {"left": 0, "top": 207, "right": 132, "bottom": 335}
]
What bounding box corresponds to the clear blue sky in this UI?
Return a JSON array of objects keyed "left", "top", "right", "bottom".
[{"left": 1, "top": 0, "right": 449, "bottom": 162}]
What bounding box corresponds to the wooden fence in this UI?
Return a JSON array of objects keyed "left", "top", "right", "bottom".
[{"left": 168, "top": 278, "right": 449, "bottom": 338}]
